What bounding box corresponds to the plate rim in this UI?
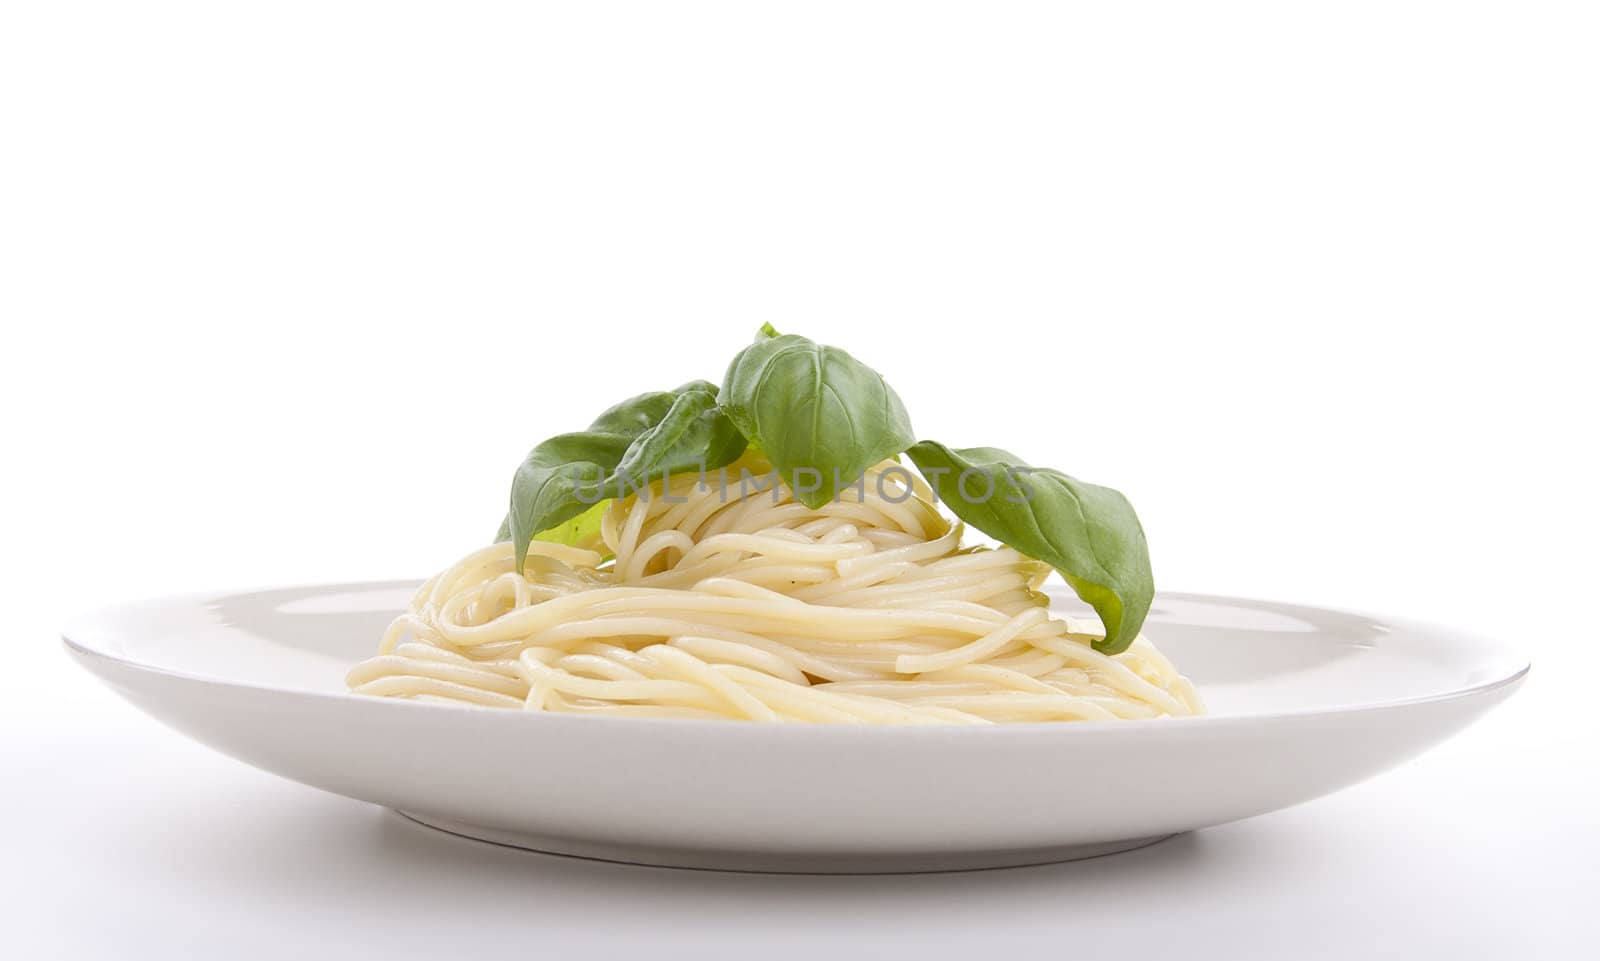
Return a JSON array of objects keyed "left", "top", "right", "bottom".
[{"left": 61, "top": 581, "right": 1532, "bottom": 736}]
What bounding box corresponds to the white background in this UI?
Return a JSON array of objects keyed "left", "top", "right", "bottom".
[{"left": 2, "top": 2, "right": 1596, "bottom": 957}]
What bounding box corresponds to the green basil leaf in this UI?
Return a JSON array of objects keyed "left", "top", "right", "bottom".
[
  {"left": 720, "top": 331, "right": 914, "bottom": 509},
  {"left": 502, "top": 432, "right": 628, "bottom": 571},
  {"left": 611, "top": 384, "right": 747, "bottom": 486},
  {"left": 501, "top": 381, "right": 747, "bottom": 572},
  {"left": 906, "top": 441, "right": 1154, "bottom": 655},
  {"left": 756, "top": 322, "right": 781, "bottom": 339},
  {"left": 529, "top": 499, "right": 610, "bottom": 552},
  {"left": 585, "top": 380, "right": 706, "bottom": 435}
]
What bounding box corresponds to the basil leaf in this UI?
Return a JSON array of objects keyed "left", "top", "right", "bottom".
[
  {"left": 502, "top": 432, "right": 627, "bottom": 571},
  {"left": 501, "top": 381, "right": 747, "bottom": 572},
  {"left": 756, "top": 322, "right": 780, "bottom": 339},
  {"left": 529, "top": 499, "right": 610, "bottom": 552},
  {"left": 906, "top": 441, "right": 1153, "bottom": 655},
  {"left": 611, "top": 385, "right": 747, "bottom": 485},
  {"left": 720, "top": 331, "right": 914, "bottom": 509}
]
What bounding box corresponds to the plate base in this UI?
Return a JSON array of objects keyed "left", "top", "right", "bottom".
[{"left": 396, "top": 810, "right": 1176, "bottom": 874}]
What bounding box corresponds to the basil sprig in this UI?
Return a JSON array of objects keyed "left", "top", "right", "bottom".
[
  {"left": 906, "top": 442, "right": 1152, "bottom": 654},
  {"left": 494, "top": 329, "right": 1156, "bottom": 654},
  {"left": 720, "top": 333, "right": 915, "bottom": 508},
  {"left": 498, "top": 381, "right": 745, "bottom": 572}
]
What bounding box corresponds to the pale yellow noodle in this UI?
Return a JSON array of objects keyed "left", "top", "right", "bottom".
[{"left": 347, "top": 456, "right": 1203, "bottom": 723}]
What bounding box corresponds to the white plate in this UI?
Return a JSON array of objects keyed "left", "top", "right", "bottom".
[{"left": 63, "top": 583, "right": 1528, "bottom": 873}]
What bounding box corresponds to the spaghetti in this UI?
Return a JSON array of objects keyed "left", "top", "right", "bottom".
[{"left": 347, "top": 456, "right": 1202, "bottom": 723}]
